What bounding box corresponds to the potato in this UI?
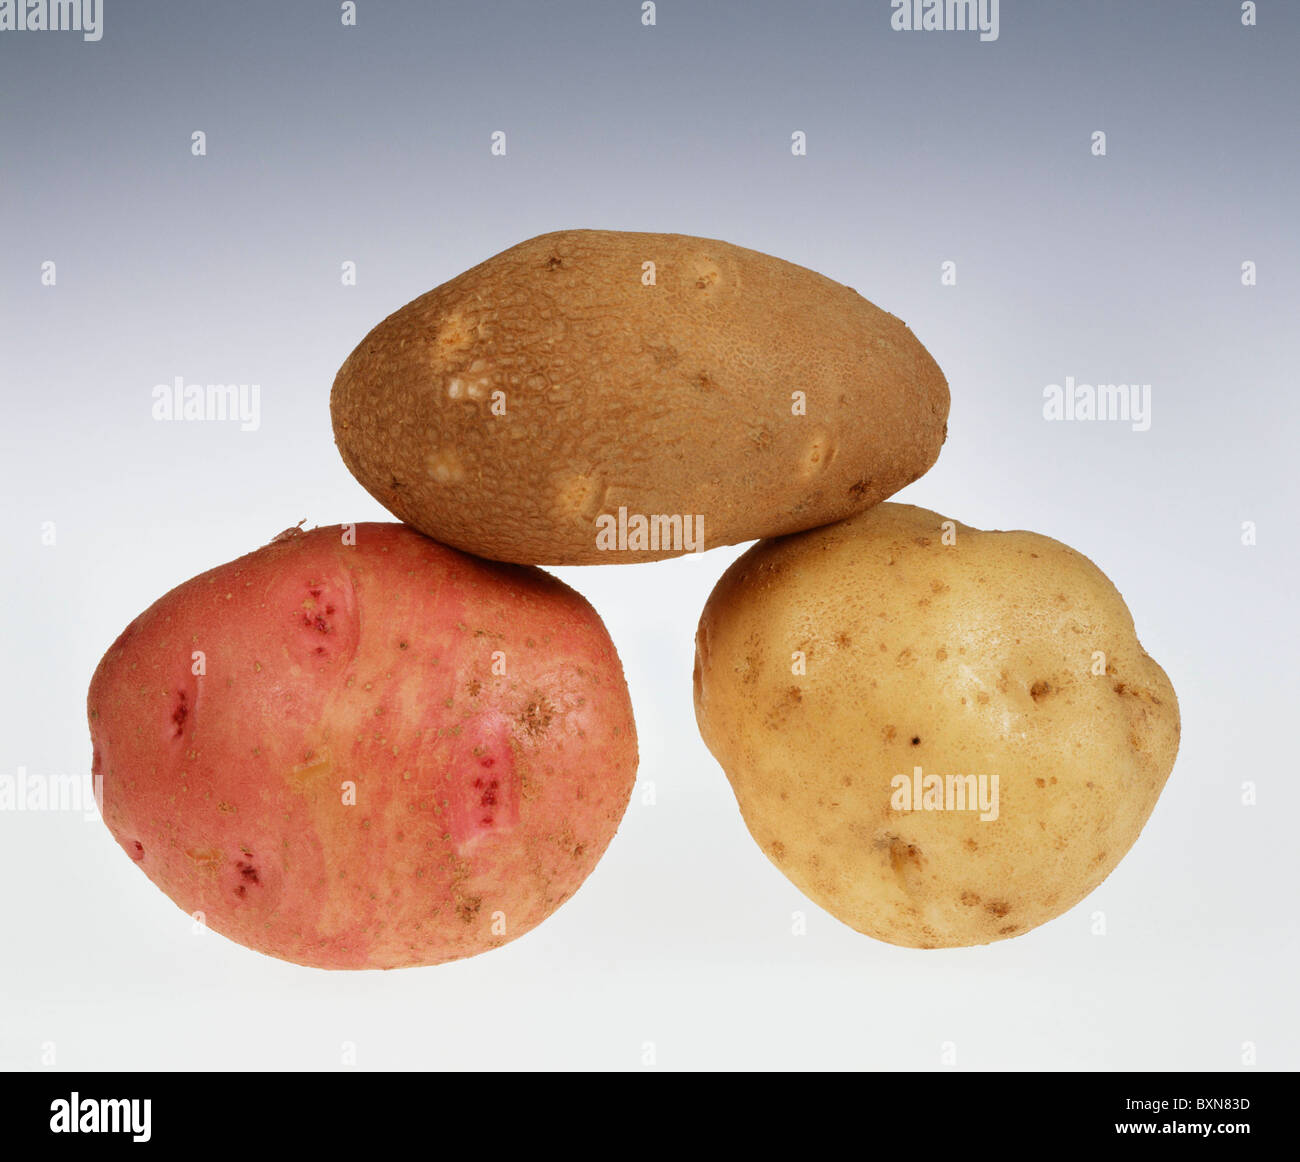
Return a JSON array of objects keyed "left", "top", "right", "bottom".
[
  {"left": 693, "top": 503, "right": 1179, "bottom": 948},
  {"left": 331, "top": 229, "right": 949, "bottom": 565},
  {"left": 87, "top": 523, "right": 637, "bottom": 969}
]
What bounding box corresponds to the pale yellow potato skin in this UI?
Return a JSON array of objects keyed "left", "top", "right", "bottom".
[
  {"left": 694, "top": 503, "right": 1179, "bottom": 948},
  {"left": 331, "top": 230, "right": 948, "bottom": 565}
]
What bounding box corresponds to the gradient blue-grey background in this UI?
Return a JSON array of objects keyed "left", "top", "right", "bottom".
[{"left": 2, "top": 0, "right": 1297, "bottom": 1071}]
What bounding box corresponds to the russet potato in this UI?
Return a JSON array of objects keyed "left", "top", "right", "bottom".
[
  {"left": 331, "top": 229, "right": 949, "bottom": 564},
  {"left": 693, "top": 503, "right": 1179, "bottom": 948}
]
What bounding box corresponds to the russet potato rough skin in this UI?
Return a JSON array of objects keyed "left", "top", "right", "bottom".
[
  {"left": 87, "top": 523, "right": 637, "bottom": 969},
  {"left": 693, "top": 503, "right": 1179, "bottom": 949},
  {"left": 331, "top": 229, "right": 949, "bottom": 564}
]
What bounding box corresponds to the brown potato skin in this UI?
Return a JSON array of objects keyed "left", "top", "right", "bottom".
[
  {"left": 694, "top": 504, "right": 1180, "bottom": 949},
  {"left": 331, "top": 230, "right": 949, "bottom": 565}
]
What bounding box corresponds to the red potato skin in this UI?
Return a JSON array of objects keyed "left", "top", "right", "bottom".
[{"left": 87, "top": 523, "right": 638, "bottom": 969}]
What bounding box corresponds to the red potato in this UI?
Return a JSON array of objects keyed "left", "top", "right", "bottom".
[{"left": 87, "top": 523, "right": 638, "bottom": 969}]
